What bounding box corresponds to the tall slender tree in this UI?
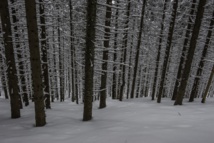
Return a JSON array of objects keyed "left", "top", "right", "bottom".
[
  {"left": 171, "top": 0, "right": 197, "bottom": 100},
  {"left": 69, "top": 0, "right": 76, "bottom": 103},
  {"left": 157, "top": 0, "right": 179, "bottom": 103},
  {"left": 24, "top": 0, "right": 46, "bottom": 126},
  {"left": 201, "top": 65, "right": 214, "bottom": 103},
  {"left": 126, "top": 20, "right": 135, "bottom": 99},
  {"left": 57, "top": 6, "right": 65, "bottom": 102},
  {"left": 130, "top": 0, "right": 147, "bottom": 99},
  {"left": 75, "top": 60, "right": 79, "bottom": 104},
  {"left": 174, "top": 0, "right": 207, "bottom": 105},
  {"left": 189, "top": 9, "right": 214, "bottom": 102},
  {"left": 0, "top": 0, "right": 21, "bottom": 118},
  {"left": 10, "top": 0, "right": 28, "bottom": 107},
  {"left": 112, "top": 0, "right": 119, "bottom": 100},
  {"left": 119, "top": 0, "right": 131, "bottom": 101},
  {"left": 151, "top": 0, "right": 168, "bottom": 100},
  {"left": 99, "top": 0, "right": 112, "bottom": 109},
  {"left": 0, "top": 29, "right": 9, "bottom": 100},
  {"left": 39, "top": 0, "right": 51, "bottom": 108},
  {"left": 83, "top": 0, "right": 97, "bottom": 121}
]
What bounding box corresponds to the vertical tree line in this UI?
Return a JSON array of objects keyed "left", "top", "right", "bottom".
[{"left": 0, "top": 0, "right": 213, "bottom": 126}]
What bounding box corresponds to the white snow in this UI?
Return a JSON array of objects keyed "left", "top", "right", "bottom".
[{"left": 0, "top": 97, "right": 214, "bottom": 143}]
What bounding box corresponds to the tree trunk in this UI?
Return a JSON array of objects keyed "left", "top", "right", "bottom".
[
  {"left": 119, "top": 0, "right": 131, "bottom": 101},
  {"left": 99, "top": 0, "right": 112, "bottom": 109},
  {"left": 126, "top": 22, "right": 135, "bottom": 99},
  {"left": 0, "top": 27, "right": 9, "bottom": 100},
  {"left": 39, "top": 0, "right": 51, "bottom": 109},
  {"left": 3, "top": 86, "right": 9, "bottom": 99},
  {"left": 53, "top": 32, "right": 59, "bottom": 101},
  {"left": 57, "top": 11, "right": 65, "bottom": 102},
  {"left": 10, "top": 0, "right": 28, "bottom": 107},
  {"left": 151, "top": 0, "right": 168, "bottom": 100},
  {"left": 0, "top": 61, "right": 9, "bottom": 99},
  {"left": 135, "top": 67, "right": 142, "bottom": 98},
  {"left": 75, "top": 63, "right": 79, "bottom": 104},
  {"left": 83, "top": 0, "right": 97, "bottom": 121},
  {"left": 0, "top": 0, "right": 21, "bottom": 118},
  {"left": 130, "top": 0, "right": 147, "bottom": 99},
  {"left": 171, "top": 0, "right": 197, "bottom": 100},
  {"left": 69, "top": 0, "right": 76, "bottom": 103},
  {"left": 174, "top": 0, "right": 207, "bottom": 105},
  {"left": 157, "top": 0, "right": 178, "bottom": 103},
  {"left": 201, "top": 66, "right": 214, "bottom": 103},
  {"left": 112, "top": 0, "right": 119, "bottom": 100},
  {"left": 189, "top": 10, "right": 214, "bottom": 102},
  {"left": 24, "top": 0, "right": 46, "bottom": 126}
]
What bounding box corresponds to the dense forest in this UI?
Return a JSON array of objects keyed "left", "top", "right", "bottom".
[{"left": 0, "top": 0, "right": 214, "bottom": 127}]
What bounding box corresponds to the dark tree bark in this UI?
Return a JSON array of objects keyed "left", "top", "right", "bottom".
[
  {"left": 0, "top": 69, "right": 4, "bottom": 98},
  {"left": 201, "top": 66, "right": 214, "bottom": 103},
  {"left": 39, "top": 0, "right": 51, "bottom": 109},
  {"left": 99, "top": 0, "right": 112, "bottom": 109},
  {"left": 69, "top": 0, "right": 76, "bottom": 103},
  {"left": 53, "top": 33, "right": 59, "bottom": 101},
  {"left": 189, "top": 10, "right": 214, "bottom": 102},
  {"left": 83, "top": 0, "right": 97, "bottom": 121},
  {"left": 68, "top": 69, "right": 71, "bottom": 98},
  {"left": 112, "top": 0, "right": 119, "bottom": 100},
  {"left": 119, "top": 0, "right": 131, "bottom": 101},
  {"left": 24, "top": 0, "right": 46, "bottom": 126},
  {"left": 0, "top": 64, "right": 9, "bottom": 99},
  {"left": 59, "top": 48, "right": 65, "bottom": 102},
  {"left": 174, "top": 0, "right": 207, "bottom": 105},
  {"left": 130, "top": 0, "right": 147, "bottom": 99},
  {"left": 57, "top": 10, "right": 65, "bottom": 102},
  {"left": 10, "top": 0, "right": 28, "bottom": 107},
  {"left": 135, "top": 67, "right": 142, "bottom": 98},
  {"left": 3, "top": 86, "right": 9, "bottom": 99},
  {"left": 171, "top": 0, "right": 197, "bottom": 100},
  {"left": 126, "top": 21, "right": 135, "bottom": 99},
  {"left": 151, "top": 0, "right": 168, "bottom": 100},
  {"left": 157, "top": 0, "right": 178, "bottom": 103},
  {"left": 0, "top": 71, "right": 9, "bottom": 100},
  {"left": 145, "top": 55, "right": 151, "bottom": 97},
  {"left": 75, "top": 64, "right": 79, "bottom": 104},
  {"left": 50, "top": 25, "right": 55, "bottom": 102},
  {"left": 0, "top": 32, "right": 9, "bottom": 100},
  {"left": 0, "top": 0, "right": 21, "bottom": 118}
]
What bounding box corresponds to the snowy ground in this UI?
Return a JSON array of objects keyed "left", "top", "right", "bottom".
[{"left": 0, "top": 97, "right": 214, "bottom": 143}]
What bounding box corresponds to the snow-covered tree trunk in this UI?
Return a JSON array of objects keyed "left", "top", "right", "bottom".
[
  {"left": 39, "top": 0, "right": 51, "bottom": 108},
  {"left": 119, "top": 0, "right": 131, "bottom": 101},
  {"left": 201, "top": 65, "right": 214, "bottom": 103},
  {"left": 151, "top": 0, "right": 168, "bottom": 101},
  {"left": 174, "top": 0, "right": 207, "bottom": 105},
  {"left": 189, "top": 9, "right": 214, "bottom": 102},
  {"left": 130, "top": 0, "right": 147, "bottom": 99},
  {"left": 10, "top": 0, "right": 28, "bottom": 107},
  {"left": 157, "top": 0, "right": 178, "bottom": 103},
  {"left": 112, "top": 0, "right": 119, "bottom": 100},
  {"left": 99, "top": 0, "right": 112, "bottom": 109},
  {"left": 171, "top": 0, "right": 197, "bottom": 101}
]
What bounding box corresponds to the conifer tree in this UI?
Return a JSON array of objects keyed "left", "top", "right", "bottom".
[
  {"left": 174, "top": 0, "right": 207, "bottom": 105},
  {"left": 0, "top": 0, "right": 21, "bottom": 118},
  {"left": 25, "top": 0, "right": 46, "bottom": 126},
  {"left": 83, "top": 0, "right": 97, "bottom": 121},
  {"left": 157, "top": 0, "right": 179, "bottom": 103}
]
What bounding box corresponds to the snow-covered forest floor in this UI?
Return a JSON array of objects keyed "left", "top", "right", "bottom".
[{"left": 0, "top": 97, "right": 214, "bottom": 143}]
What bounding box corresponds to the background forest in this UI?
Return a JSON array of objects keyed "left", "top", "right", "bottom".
[{"left": 0, "top": 0, "right": 214, "bottom": 127}]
